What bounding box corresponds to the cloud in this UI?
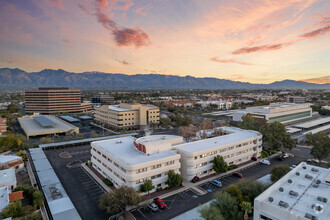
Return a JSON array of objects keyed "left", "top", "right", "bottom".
[
  {"left": 299, "top": 25, "right": 330, "bottom": 38},
  {"left": 113, "top": 28, "right": 151, "bottom": 47},
  {"left": 117, "top": 59, "right": 130, "bottom": 65},
  {"left": 302, "top": 76, "right": 330, "bottom": 84},
  {"left": 50, "top": 0, "right": 64, "bottom": 10},
  {"left": 62, "top": 39, "right": 73, "bottom": 48},
  {"left": 135, "top": 4, "right": 152, "bottom": 16},
  {"left": 210, "top": 57, "right": 255, "bottom": 66},
  {"left": 232, "top": 43, "right": 293, "bottom": 55}
]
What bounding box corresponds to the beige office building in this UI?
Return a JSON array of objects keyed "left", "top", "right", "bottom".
[{"left": 94, "top": 103, "right": 159, "bottom": 130}]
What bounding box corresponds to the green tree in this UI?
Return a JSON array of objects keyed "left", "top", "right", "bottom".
[
  {"left": 212, "top": 155, "right": 228, "bottom": 174},
  {"left": 223, "top": 184, "right": 243, "bottom": 203},
  {"left": 140, "top": 179, "right": 154, "bottom": 195},
  {"left": 99, "top": 186, "right": 141, "bottom": 215},
  {"left": 238, "top": 114, "right": 266, "bottom": 131},
  {"left": 160, "top": 117, "right": 171, "bottom": 129},
  {"left": 306, "top": 132, "right": 330, "bottom": 164},
  {"left": 198, "top": 205, "right": 225, "bottom": 220},
  {"left": 1, "top": 200, "right": 23, "bottom": 218},
  {"left": 166, "top": 170, "right": 183, "bottom": 188},
  {"left": 237, "top": 180, "right": 268, "bottom": 204},
  {"left": 210, "top": 191, "right": 242, "bottom": 220},
  {"left": 240, "top": 201, "right": 253, "bottom": 220},
  {"left": 7, "top": 104, "right": 20, "bottom": 113},
  {"left": 260, "top": 122, "right": 296, "bottom": 151},
  {"left": 270, "top": 165, "right": 290, "bottom": 182},
  {"left": 33, "top": 190, "right": 44, "bottom": 208}
]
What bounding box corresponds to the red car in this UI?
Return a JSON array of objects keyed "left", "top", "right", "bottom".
[
  {"left": 232, "top": 172, "right": 243, "bottom": 178},
  {"left": 153, "top": 198, "right": 166, "bottom": 209},
  {"left": 251, "top": 156, "right": 257, "bottom": 161}
]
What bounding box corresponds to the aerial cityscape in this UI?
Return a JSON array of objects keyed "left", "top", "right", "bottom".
[{"left": 0, "top": 0, "right": 329, "bottom": 220}]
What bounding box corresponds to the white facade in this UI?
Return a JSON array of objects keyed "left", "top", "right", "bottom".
[
  {"left": 0, "top": 168, "right": 17, "bottom": 192},
  {"left": 174, "top": 127, "right": 262, "bottom": 181},
  {"left": 91, "top": 135, "right": 182, "bottom": 191},
  {"left": 233, "top": 103, "right": 312, "bottom": 124},
  {"left": 0, "top": 186, "right": 9, "bottom": 212},
  {"left": 196, "top": 101, "right": 232, "bottom": 110},
  {"left": 254, "top": 162, "right": 330, "bottom": 220}
]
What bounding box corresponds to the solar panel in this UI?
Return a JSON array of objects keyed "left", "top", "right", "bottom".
[
  {"left": 34, "top": 116, "right": 56, "bottom": 127},
  {"left": 60, "top": 116, "right": 80, "bottom": 123}
]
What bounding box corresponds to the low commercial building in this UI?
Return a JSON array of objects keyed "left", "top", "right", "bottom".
[
  {"left": 94, "top": 103, "right": 159, "bottom": 130},
  {"left": 25, "top": 87, "right": 92, "bottom": 114},
  {"left": 254, "top": 162, "right": 330, "bottom": 220},
  {"left": 233, "top": 103, "right": 312, "bottom": 124},
  {"left": 0, "top": 155, "right": 24, "bottom": 170},
  {"left": 0, "top": 117, "right": 6, "bottom": 136},
  {"left": 286, "top": 96, "right": 306, "bottom": 104},
  {"left": 0, "top": 168, "right": 17, "bottom": 192},
  {"left": 174, "top": 127, "right": 262, "bottom": 181},
  {"left": 91, "top": 135, "right": 182, "bottom": 191},
  {"left": 18, "top": 115, "right": 79, "bottom": 139}
]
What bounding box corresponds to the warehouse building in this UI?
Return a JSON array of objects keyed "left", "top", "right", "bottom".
[
  {"left": 25, "top": 87, "right": 92, "bottom": 114},
  {"left": 94, "top": 103, "right": 159, "bottom": 130},
  {"left": 254, "top": 162, "right": 330, "bottom": 220}
]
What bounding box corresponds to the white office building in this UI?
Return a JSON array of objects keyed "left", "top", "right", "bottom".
[
  {"left": 254, "top": 162, "right": 330, "bottom": 220},
  {"left": 233, "top": 103, "right": 312, "bottom": 124},
  {"left": 174, "top": 127, "right": 262, "bottom": 181},
  {"left": 91, "top": 135, "right": 182, "bottom": 191}
]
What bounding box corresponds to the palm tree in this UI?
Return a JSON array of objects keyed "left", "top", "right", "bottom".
[{"left": 240, "top": 201, "right": 253, "bottom": 220}]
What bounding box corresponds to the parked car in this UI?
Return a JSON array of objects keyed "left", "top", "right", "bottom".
[
  {"left": 153, "top": 198, "right": 166, "bottom": 209},
  {"left": 290, "top": 165, "right": 296, "bottom": 170},
  {"left": 210, "top": 179, "right": 222, "bottom": 188},
  {"left": 276, "top": 155, "right": 284, "bottom": 161},
  {"left": 191, "top": 176, "right": 200, "bottom": 182},
  {"left": 261, "top": 159, "right": 270, "bottom": 165},
  {"left": 232, "top": 172, "right": 243, "bottom": 178},
  {"left": 147, "top": 203, "right": 159, "bottom": 212},
  {"left": 251, "top": 156, "right": 257, "bottom": 161},
  {"left": 283, "top": 153, "right": 289, "bottom": 158}
]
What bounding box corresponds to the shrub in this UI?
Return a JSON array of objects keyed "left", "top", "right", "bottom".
[
  {"left": 156, "top": 187, "right": 162, "bottom": 192},
  {"left": 261, "top": 151, "right": 267, "bottom": 158},
  {"left": 102, "top": 178, "right": 114, "bottom": 187},
  {"left": 228, "top": 164, "right": 238, "bottom": 170}
]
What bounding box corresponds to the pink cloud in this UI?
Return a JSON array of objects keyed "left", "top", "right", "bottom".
[
  {"left": 117, "top": 59, "right": 130, "bottom": 65},
  {"left": 210, "top": 57, "right": 255, "bottom": 66},
  {"left": 62, "top": 39, "right": 73, "bottom": 48},
  {"left": 299, "top": 25, "right": 330, "bottom": 38},
  {"left": 135, "top": 4, "right": 152, "bottom": 16},
  {"left": 50, "top": 0, "right": 64, "bottom": 10},
  {"left": 232, "top": 43, "right": 293, "bottom": 55}
]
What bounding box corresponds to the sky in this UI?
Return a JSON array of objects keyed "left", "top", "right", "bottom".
[{"left": 0, "top": 0, "right": 329, "bottom": 84}]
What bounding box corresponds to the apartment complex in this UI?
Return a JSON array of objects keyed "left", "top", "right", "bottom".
[
  {"left": 91, "top": 127, "right": 262, "bottom": 189},
  {"left": 254, "top": 162, "right": 330, "bottom": 220},
  {"left": 94, "top": 103, "right": 159, "bottom": 130},
  {"left": 175, "top": 127, "right": 262, "bottom": 180},
  {"left": 286, "top": 96, "right": 306, "bottom": 104},
  {"left": 91, "top": 135, "right": 182, "bottom": 191},
  {"left": 0, "top": 117, "right": 6, "bottom": 136},
  {"left": 25, "top": 87, "right": 92, "bottom": 114},
  {"left": 233, "top": 103, "right": 312, "bottom": 124}
]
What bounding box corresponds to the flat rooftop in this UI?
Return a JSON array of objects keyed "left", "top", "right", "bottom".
[
  {"left": 0, "top": 155, "right": 21, "bottom": 164},
  {"left": 92, "top": 136, "right": 179, "bottom": 166},
  {"left": 286, "top": 127, "right": 302, "bottom": 134},
  {"left": 303, "top": 124, "right": 330, "bottom": 135},
  {"left": 175, "top": 127, "right": 261, "bottom": 153},
  {"left": 18, "top": 115, "right": 78, "bottom": 137},
  {"left": 255, "top": 162, "right": 330, "bottom": 220},
  {"left": 108, "top": 105, "right": 131, "bottom": 111},
  {"left": 293, "top": 117, "right": 330, "bottom": 129},
  {"left": 0, "top": 187, "right": 9, "bottom": 212},
  {"left": 59, "top": 116, "right": 80, "bottom": 123},
  {"left": 0, "top": 168, "right": 16, "bottom": 185}
]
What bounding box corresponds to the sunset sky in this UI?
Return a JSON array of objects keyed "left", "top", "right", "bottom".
[{"left": 0, "top": 0, "right": 329, "bottom": 84}]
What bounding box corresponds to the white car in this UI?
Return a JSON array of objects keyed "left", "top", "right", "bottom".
[
  {"left": 147, "top": 203, "right": 159, "bottom": 212},
  {"left": 261, "top": 159, "right": 270, "bottom": 165}
]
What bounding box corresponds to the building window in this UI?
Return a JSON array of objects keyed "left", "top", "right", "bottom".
[
  {"left": 260, "top": 215, "right": 273, "bottom": 220},
  {"left": 152, "top": 164, "right": 162, "bottom": 169},
  {"left": 136, "top": 167, "right": 147, "bottom": 174},
  {"left": 157, "top": 184, "right": 161, "bottom": 187},
  {"left": 165, "top": 161, "right": 174, "bottom": 166},
  {"left": 151, "top": 174, "right": 161, "bottom": 179},
  {"left": 194, "top": 156, "right": 197, "bottom": 160},
  {"left": 114, "top": 162, "right": 119, "bottom": 168}
]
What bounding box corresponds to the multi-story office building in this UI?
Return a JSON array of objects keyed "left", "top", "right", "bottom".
[
  {"left": 174, "top": 127, "right": 262, "bottom": 180},
  {"left": 233, "top": 103, "right": 312, "bottom": 124},
  {"left": 0, "top": 118, "right": 6, "bottom": 136},
  {"left": 91, "top": 95, "right": 115, "bottom": 105},
  {"left": 254, "top": 162, "right": 330, "bottom": 220},
  {"left": 286, "top": 96, "right": 306, "bottom": 104},
  {"left": 25, "top": 87, "right": 92, "bottom": 114},
  {"left": 94, "top": 103, "right": 159, "bottom": 130},
  {"left": 91, "top": 135, "right": 182, "bottom": 191}
]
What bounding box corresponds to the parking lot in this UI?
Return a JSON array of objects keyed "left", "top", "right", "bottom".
[
  {"left": 44, "top": 145, "right": 109, "bottom": 220},
  {"left": 132, "top": 155, "right": 306, "bottom": 220}
]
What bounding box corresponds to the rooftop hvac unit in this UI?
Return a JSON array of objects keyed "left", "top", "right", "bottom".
[
  {"left": 313, "top": 184, "right": 319, "bottom": 188},
  {"left": 312, "top": 204, "right": 323, "bottom": 212},
  {"left": 311, "top": 168, "right": 319, "bottom": 172},
  {"left": 289, "top": 190, "right": 298, "bottom": 197},
  {"left": 317, "top": 196, "right": 328, "bottom": 203},
  {"left": 305, "top": 174, "right": 313, "bottom": 180},
  {"left": 278, "top": 201, "right": 289, "bottom": 208},
  {"left": 279, "top": 187, "right": 284, "bottom": 192},
  {"left": 305, "top": 213, "right": 318, "bottom": 220},
  {"left": 296, "top": 172, "right": 300, "bottom": 176},
  {"left": 316, "top": 179, "right": 321, "bottom": 184},
  {"left": 288, "top": 179, "right": 292, "bottom": 184},
  {"left": 268, "top": 197, "right": 273, "bottom": 202},
  {"left": 303, "top": 166, "right": 307, "bottom": 169}
]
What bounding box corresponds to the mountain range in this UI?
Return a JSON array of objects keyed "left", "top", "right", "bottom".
[{"left": 0, "top": 68, "right": 329, "bottom": 89}]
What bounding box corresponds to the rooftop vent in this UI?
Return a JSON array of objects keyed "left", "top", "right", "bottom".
[
  {"left": 317, "top": 196, "right": 328, "bottom": 203},
  {"left": 268, "top": 197, "right": 273, "bottom": 202},
  {"left": 313, "top": 184, "right": 319, "bottom": 188},
  {"left": 303, "top": 166, "right": 306, "bottom": 169},
  {"left": 278, "top": 201, "right": 289, "bottom": 208},
  {"left": 305, "top": 213, "right": 318, "bottom": 220},
  {"left": 311, "top": 168, "right": 319, "bottom": 172},
  {"left": 279, "top": 187, "right": 284, "bottom": 192},
  {"left": 296, "top": 172, "right": 300, "bottom": 176},
  {"left": 288, "top": 179, "right": 292, "bottom": 184},
  {"left": 289, "top": 190, "right": 298, "bottom": 197},
  {"left": 312, "top": 204, "right": 323, "bottom": 213},
  {"left": 316, "top": 179, "right": 321, "bottom": 184},
  {"left": 305, "top": 174, "right": 313, "bottom": 180}
]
